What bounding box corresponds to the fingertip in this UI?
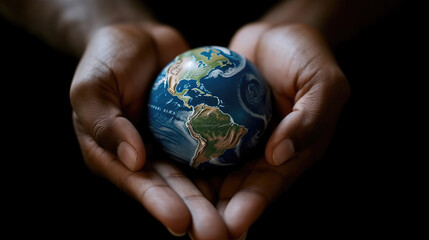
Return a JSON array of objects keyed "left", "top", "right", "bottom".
[
  {"left": 166, "top": 227, "right": 187, "bottom": 237},
  {"left": 272, "top": 138, "right": 295, "bottom": 166},
  {"left": 117, "top": 141, "right": 146, "bottom": 171},
  {"left": 138, "top": 180, "right": 192, "bottom": 235},
  {"left": 265, "top": 112, "right": 299, "bottom": 167},
  {"left": 186, "top": 200, "right": 229, "bottom": 240},
  {"left": 163, "top": 206, "right": 191, "bottom": 237},
  {"left": 223, "top": 192, "right": 265, "bottom": 239},
  {"left": 117, "top": 141, "right": 137, "bottom": 170},
  {"left": 235, "top": 231, "right": 248, "bottom": 240},
  {"left": 110, "top": 117, "right": 146, "bottom": 171},
  {"left": 162, "top": 204, "right": 191, "bottom": 236}
]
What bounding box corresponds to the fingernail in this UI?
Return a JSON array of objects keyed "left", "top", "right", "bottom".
[
  {"left": 117, "top": 141, "right": 138, "bottom": 170},
  {"left": 236, "top": 231, "right": 248, "bottom": 240},
  {"left": 166, "top": 227, "right": 186, "bottom": 237},
  {"left": 273, "top": 138, "right": 295, "bottom": 166}
]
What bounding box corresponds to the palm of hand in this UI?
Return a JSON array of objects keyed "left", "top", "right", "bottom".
[
  {"left": 70, "top": 22, "right": 349, "bottom": 240},
  {"left": 71, "top": 23, "right": 196, "bottom": 235},
  {"left": 202, "top": 22, "right": 350, "bottom": 239}
]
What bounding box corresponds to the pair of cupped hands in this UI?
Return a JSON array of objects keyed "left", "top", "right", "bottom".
[{"left": 70, "top": 21, "right": 349, "bottom": 240}]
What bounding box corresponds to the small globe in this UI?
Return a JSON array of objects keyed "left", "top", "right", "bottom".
[{"left": 147, "top": 46, "right": 271, "bottom": 169}]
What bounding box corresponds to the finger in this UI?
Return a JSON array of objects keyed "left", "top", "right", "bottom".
[
  {"left": 218, "top": 160, "right": 290, "bottom": 239},
  {"left": 266, "top": 83, "right": 332, "bottom": 166},
  {"left": 229, "top": 22, "right": 272, "bottom": 62},
  {"left": 70, "top": 26, "right": 159, "bottom": 170},
  {"left": 153, "top": 161, "right": 228, "bottom": 240},
  {"left": 266, "top": 68, "right": 349, "bottom": 166},
  {"left": 217, "top": 168, "right": 250, "bottom": 217},
  {"left": 73, "top": 117, "right": 191, "bottom": 234},
  {"left": 254, "top": 24, "right": 350, "bottom": 166},
  {"left": 71, "top": 90, "right": 145, "bottom": 171},
  {"left": 141, "top": 23, "right": 190, "bottom": 66}
]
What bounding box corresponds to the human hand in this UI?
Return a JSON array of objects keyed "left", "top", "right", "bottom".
[
  {"left": 211, "top": 22, "right": 350, "bottom": 238},
  {"left": 69, "top": 22, "right": 275, "bottom": 240},
  {"left": 70, "top": 23, "right": 199, "bottom": 235},
  {"left": 70, "top": 20, "right": 349, "bottom": 240}
]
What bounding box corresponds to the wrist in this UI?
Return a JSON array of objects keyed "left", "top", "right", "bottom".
[
  {"left": 261, "top": 0, "right": 401, "bottom": 46},
  {"left": 1, "top": 0, "right": 155, "bottom": 56},
  {"left": 58, "top": 0, "right": 154, "bottom": 56}
]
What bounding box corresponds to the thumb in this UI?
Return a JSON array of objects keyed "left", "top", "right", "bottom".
[
  {"left": 265, "top": 70, "right": 349, "bottom": 166},
  {"left": 92, "top": 114, "right": 146, "bottom": 171},
  {"left": 71, "top": 91, "right": 146, "bottom": 171},
  {"left": 70, "top": 25, "right": 158, "bottom": 171}
]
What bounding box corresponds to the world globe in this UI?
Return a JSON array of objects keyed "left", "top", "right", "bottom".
[{"left": 147, "top": 46, "right": 271, "bottom": 169}]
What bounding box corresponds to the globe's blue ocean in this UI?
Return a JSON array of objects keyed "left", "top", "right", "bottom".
[{"left": 148, "top": 46, "right": 271, "bottom": 169}]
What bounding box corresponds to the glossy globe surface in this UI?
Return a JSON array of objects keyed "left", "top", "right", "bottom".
[{"left": 147, "top": 46, "right": 271, "bottom": 169}]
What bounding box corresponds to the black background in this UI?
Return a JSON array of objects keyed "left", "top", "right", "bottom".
[{"left": 1, "top": 1, "right": 423, "bottom": 238}]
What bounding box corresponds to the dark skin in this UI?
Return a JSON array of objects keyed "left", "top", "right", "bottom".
[
  {"left": 71, "top": 21, "right": 348, "bottom": 240},
  {"left": 1, "top": 0, "right": 400, "bottom": 239}
]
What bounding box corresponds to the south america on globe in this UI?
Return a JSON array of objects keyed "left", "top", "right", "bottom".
[{"left": 147, "top": 46, "right": 271, "bottom": 169}]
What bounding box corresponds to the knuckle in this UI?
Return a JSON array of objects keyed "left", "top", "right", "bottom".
[
  {"left": 120, "top": 171, "right": 137, "bottom": 194},
  {"left": 90, "top": 116, "right": 111, "bottom": 146},
  {"left": 91, "top": 118, "right": 106, "bottom": 142},
  {"left": 138, "top": 183, "right": 170, "bottom": 203},
  {"left": 96, "top": 23, "right": 155, "bottom": 51},
  {"left": 89, "top": 114, "right": 119, "bottom": 153}
]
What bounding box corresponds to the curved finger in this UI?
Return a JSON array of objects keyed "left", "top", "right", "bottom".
[
  {"left": 140, "top": 23, "right": 190, "bottom": 67},
  {"left": 70, "top": 25, "right": 160, "bottom": 170},
  {"left": 266, "top": 76, "right": 347, "bottom": 166},
  {"left": 73, "top": 117, "right": 191, "bottom": 234},
  {"left": 219, "top": 156, "right": 313, "bottom": 239},
  {"left": 228, "top": 22, "right": 272, "bottom": 62},
  {"left": 254, "top": 24, "right": 350, "bottom": 166},
  {"left": 218, "top": 160, "right": 288, "bottom": 239},
  {"left": 153, "top": 161, "right": 228, "bottom": 240},
  {"left": 71, "top": 93, "right": 145, "bottom": 171},
  {"left": 216, "top": 168, "right": 250, "bottom": 217}
]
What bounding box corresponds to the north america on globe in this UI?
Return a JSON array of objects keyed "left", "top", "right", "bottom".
[{"left": 147, "top": 46, "right": 271, "bottom": 169}]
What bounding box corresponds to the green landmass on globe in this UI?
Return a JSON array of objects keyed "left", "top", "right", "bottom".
[
  {"left": 148, "top": 46, "right": 271, "bottom": 169},
  {"left": 167, "top": 47, "right": 232, "bottom": 108},
  {"left": 187, "top": 104, "right": 248, "bottom": 168}
]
